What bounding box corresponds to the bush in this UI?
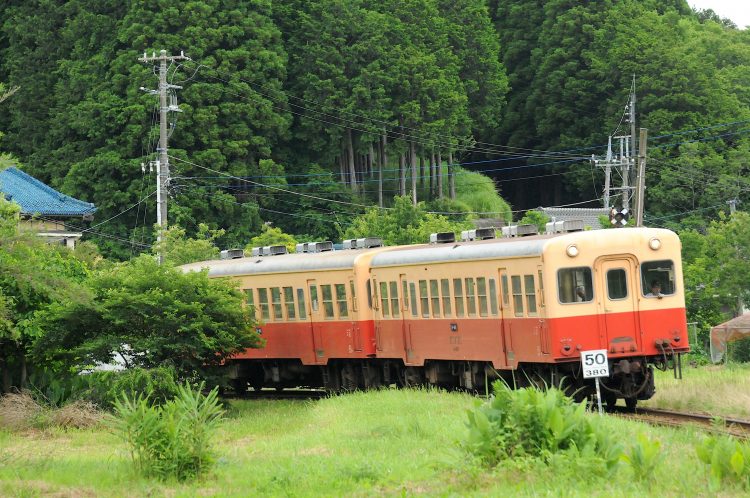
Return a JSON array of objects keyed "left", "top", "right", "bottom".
[
  {"left": 77, "top": 366, "right": 180, "bottom": 410},
  {"left": 0, "top": 392, "right": 103, "bottom": 430},
  {"left": 111, "top": 382, "right": 224, "bottom": 481},
  {"left": 696, "top": 435, "right": 750, "bottom": 490},
  {"left": 465, "top": 381, "right": 622, "bottom": 472}
]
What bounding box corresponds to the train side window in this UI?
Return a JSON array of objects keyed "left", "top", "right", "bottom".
[
  {"left": 477, "top": 277, "right": 488, "bottom": 317},
  {"left": 297, "top": 288, "right": 307, "bottom": 319},
  {"left": 524, "top": 275, "right": 537, "bottom": 316},
  {"left": 419, "top": 280, "right": 429, "bottom": 318},
  {"left": 511, "top": 276, "right": 524, "bottom": 316},
  {"left": 557, "top": 267, "right": 594, "bottom": 304},
  {"left": 607, "top": 269, "right": 628, "bottom": 300},
  {"left": 409, "top": 282, "right": 418, "bottom": 317},
  {"left": 271, "top": 287, "right": 283, "bottom": 320},
  {"left": 335, "top": 283, "right": 348, "bottom": 317},
  {"left": 258, "top": 288, "right": 270, "bottom": 321},
  {"left": 390, "top": 281, "right": 400, "bottom": 318},
  {"left": 441, "top": 279, "right": 452, "bottom": 317},
  {"left": 489, "top": 279, "right": 499, "bottom": 316},
  {"left": 501, "top": 275, "right": 510, "bottom": 307},
  {"left": 641, "top": 260, "right": 676, "bottom": 297},
  {"left": 350, "top": 280, "right": 358, "bottom": 312},
  {"left": 453, "top": 278, "right": 465, "bottom": 317},
  {"left": 284, "top": 286, "right": 296, "bottom": 320},
  {"left": 309, "top": 284, "right": 319, "bottom": 312},
  {"left": 401, "top": 280, "right": 409, "bottom": 313},
  {"left": 465, "top": 278, "right": 477, "bottom": 317},
  {"left": 321, "top": 284, "right": 335, "bottom": 319},
  {"left": 380, "top": 281, "right": 390, "bottom": 318},
  {"left": 244, "top": 289, "right": 257, "bottom": 319},
  {"left": 430, "top": 280, "right": 440, "bottom": 317}
]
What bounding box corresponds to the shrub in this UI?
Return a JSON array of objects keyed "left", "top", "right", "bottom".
[
  {"left": 78, "top": 366, "right": 180, "bottom": 410},
  {"left": 0, "top": 392, "right": 46, "bottom": 430},
  {"left": 111, "top": 382, "right": 224, "bottom": 481},
  {"left": 696, "top": 435, "right": 750, "bottom": 490},
  {"left": 622, "top": 433, "right": 662, "bottom": 481},
  {"left": 465, "top": 381, "right": 623, "bottom": 471}
]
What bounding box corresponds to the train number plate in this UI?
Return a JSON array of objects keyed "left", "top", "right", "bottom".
[{"left": 581, "top": 349, "right": 609, "bottom": 378}]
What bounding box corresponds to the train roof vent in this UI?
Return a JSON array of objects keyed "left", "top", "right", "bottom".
[
  {"left": 429, "top": 232, "right": 455, "bottom": 244},
  {"left": 461, "top": 228, "right": 496, "bottom": 241},
  {"left": 307, "top": 241, "right": 334, "bottom": 253},
  {"left": 251, "top": 247, "right": 261, "bottom": 257},
  {"left": 516, "top": 224, "right": 538, "bottom": 237},
  {"left": 545, "top": 219, "right": 585, "bottom": 234},
  {"left": 262, "top": 245, "right": 288, "bottom": 256},
  {"left": 220, "top": 248, "right": 245, "bottom": 260},
  {"left": 342, "top": 239, "right": 356, "bottom": 250},
  {"left": 357, "top": 237, "right": 383, "bottom": 249},
  {"left": 295, "top": 242, "right": 308, "bottom": 253},
  {"left": 501, "top": 225, "right": 518, "bottom": 238}
]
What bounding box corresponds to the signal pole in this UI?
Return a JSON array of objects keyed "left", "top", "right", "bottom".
[{"left": 138, "top": 50, "right": 187, "bottom": 263}]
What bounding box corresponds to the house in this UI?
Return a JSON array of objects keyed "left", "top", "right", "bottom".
[{"left": 0, "top": 166, "right": 96, "bottom": 248}]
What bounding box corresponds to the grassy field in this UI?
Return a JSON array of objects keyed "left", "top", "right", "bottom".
[
  {"left": 641, "top": 362, "right": 750, "bottom": 418},
  {"left": 2, "top": 378, "right": 749, "bottom": 497}
]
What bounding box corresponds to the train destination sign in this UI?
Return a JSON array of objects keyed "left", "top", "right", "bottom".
[{"left": 581, "top": 349, "right": 609, "bottom": 378}]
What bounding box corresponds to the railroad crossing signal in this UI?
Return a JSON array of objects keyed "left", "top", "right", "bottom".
[{"left": 610, "top": 207, "right": 629, "bottom": 227}]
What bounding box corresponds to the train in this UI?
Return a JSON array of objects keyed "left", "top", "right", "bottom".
[{"left": 182, "top": 222, "right": 689, "bottom": 408}]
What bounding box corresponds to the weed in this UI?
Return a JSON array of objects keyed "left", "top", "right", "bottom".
[
  {"left": 111, "top": 382, "right": 223, "bottom": 481},
  {"left": 696, "top": 435, "right": 750, "bottom": 490},
  {"left": 621, "top": 433, "right": 662, "bottom": 481}
]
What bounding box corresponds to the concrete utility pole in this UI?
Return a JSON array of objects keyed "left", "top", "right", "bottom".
[
  {"left": 622, "top": 77, "right": 636, "bottom": 211},
  {"left": 138, "top": 50, "right": 187, "bottom": 264},
  {"left": 634, "top": 128, "right": 648, "bottom": 226}
]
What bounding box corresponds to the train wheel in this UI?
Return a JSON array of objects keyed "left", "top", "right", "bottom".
[
  {"left": 341, "top": 363, "right": 359, "bottom": 391},
  {"left": 625, "top": 397, "right": 638, "bottom": 412},
  {"left": 231, "top": 378, "right": 248, "bottom": 395},
  {"left": 603, "top": 393, "right": 618, "bottom": 412}
]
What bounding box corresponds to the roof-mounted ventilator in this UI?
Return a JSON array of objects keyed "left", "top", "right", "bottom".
[
  {"left": 342, "top": 237, "right": 384, "bottom": 250},
  {"left": 251, "top": 245, "right": 288, "bottom": 257},
  {"left": 460, "top": 228, "right": 496, "bottom": 242},
  {"left": 545, "top": 219, "right": 584, "bottom": 234},
  {"left": 501, "top": 224, "right": 539, "bottom": 238},
  {"left": 429, "top": 232, "right": 456, "bottom": 244},
  {"left": 220, "top": 248, "right": 244, "bottom": 260},
  {"left": 296, "top": 241, "right": 334, "bottom": 253}
]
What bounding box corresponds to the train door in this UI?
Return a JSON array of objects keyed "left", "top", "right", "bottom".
[
  {"left": 399, "top": 273, "right": 414, "bottom": 363},
  {"left": 306, "top": 279, "right": 326, "bottom": 363},
  {"left": 537, "top": 266, "right": 550, "bottom": 355},
  {"left": 595, "top": 257, "right": 642, "bottom": 354},
  {"left": 498, "top": 268, "right": 515, "bottom": 368}
]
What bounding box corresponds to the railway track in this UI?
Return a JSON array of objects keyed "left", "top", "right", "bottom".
[
  {"left": 616, "top": 406, "right": 750, "bottom": 439},
  {"left": 222, "top": 388, "right": 329, "bottom": 401}
]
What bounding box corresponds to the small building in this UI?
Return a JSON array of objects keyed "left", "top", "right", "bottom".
[
  {"left": 0, "top": 166, "right": 96, "bottom": 248},
  {"left": 536, "top": 207, "right": 610, "bottom": 230}
]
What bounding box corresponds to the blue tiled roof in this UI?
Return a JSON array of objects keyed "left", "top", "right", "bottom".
[{"left": 0, "top": 166, "right": 96, "bottom": 217}]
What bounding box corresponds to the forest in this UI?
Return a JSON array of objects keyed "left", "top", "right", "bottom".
[{"left": 1, "top": 1, "right": 750, "bottom": 387}]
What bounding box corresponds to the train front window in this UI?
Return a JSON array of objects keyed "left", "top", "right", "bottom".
[
  {"left": 641, "top": 260, "right": 676, "bottom": 297},
  {"left": 557, "top": 267, "right": 593, "bottom": 304},
  {"left": 607, "top": 269, "right": 628, "bottom": 300}
]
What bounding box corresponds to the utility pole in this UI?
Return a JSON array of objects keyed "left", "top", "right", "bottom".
[
  {"left": 138, "top": 49, "right": 187, "bottom": 263},
  {"left": 622, "top": 76, "right": 636, "bottom": 211},
  {"left": 634, "top": 128, "right": 648, "bottom": 226}
]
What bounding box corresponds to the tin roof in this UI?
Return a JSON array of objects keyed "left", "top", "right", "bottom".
[
  {"left": 0, "top": 166, "right": 96, "bottom": 217},
  {"left": 537, "top": 207, "right": 609, "bottom": 230}
]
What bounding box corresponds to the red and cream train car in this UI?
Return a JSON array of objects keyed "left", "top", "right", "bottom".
[{"left": 182, "top": 226, "right": 689, "bottom": 407}]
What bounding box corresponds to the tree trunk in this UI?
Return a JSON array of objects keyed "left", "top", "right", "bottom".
[
  {"left": 380, "top": 133, "right": 387, "bottom": 207},
  {"left": 419, "top": 155, "right": 425, "bottom": 189},
  {"left": 368, "top": 143, "right": 375, "bottom": 179},
  {"left": 410, "top": 141, "right": 417, "bottom": 205},
  {"left": 430, "top": 150, "right": 436, "bottom": 200},
  {"left": 399, "top": 153, "right": 406, "bottom": 196},
  {"left": 346, "top": 128, "right": 358, "bottom": 193},
  {"left": 449, "top": 151, "right": 456, "bottom": 200},
  {"left": 339, "top": 154, "right": 346, "bottom": 184},
  {"left": 0, "top": 356, "right": 10, "bottom": 394},
  {"left": 437, "top": 149, "right": 443, "bottom": 199},
  {"left": 20, "top": 352, "right": 27, "bottom": 389}
]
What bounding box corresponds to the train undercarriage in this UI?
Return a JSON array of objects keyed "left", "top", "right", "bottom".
[{"left": 226, "top": 352, "right": 683, "bottom": 409}]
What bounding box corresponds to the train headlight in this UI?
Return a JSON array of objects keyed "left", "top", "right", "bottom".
[
  {"left": 566, "top": 244, "right": 579, "bottom": 257},
  {"left": 648, "top": 238, "right": 661, "bottom": 251}
]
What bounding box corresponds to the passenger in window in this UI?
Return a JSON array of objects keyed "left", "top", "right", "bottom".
[
  {"left": 576, "top": 286, "right": 586, "bottom": 302},
  {"left": 646, "top": 280, "right": 662, "bottom": 299}
]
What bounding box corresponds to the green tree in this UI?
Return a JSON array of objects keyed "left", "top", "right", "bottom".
[
  {"left": 519, "top": 210, "right": 550, "bottom": 232},
  {"left": 246, "top": 224, "right": 298, "bottom": 253},
  {"left": 34, "top": 255, "right": 261, "bottom": 381},
  {"left": 152, "top": 223, "right": 223, "bottom": 266},
  {"left": 344, "top": 195, "right": 472, "bottom": 245}
]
